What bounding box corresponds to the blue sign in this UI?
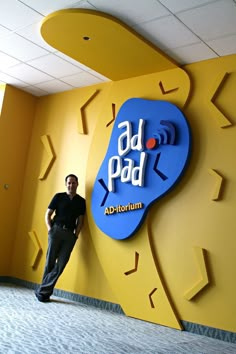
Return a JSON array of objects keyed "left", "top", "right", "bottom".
[{"left": 92, "top": 98, "right": 191, "bottom": 240}]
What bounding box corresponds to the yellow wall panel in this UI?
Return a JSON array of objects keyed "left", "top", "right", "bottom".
[
  {"left": 148, "top": 55, "right": 236, "bottom": 332},
  {"left": 0, "top": 85, "right": 36, "bottom": 274}
]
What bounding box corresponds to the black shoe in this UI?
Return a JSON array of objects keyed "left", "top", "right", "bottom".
[{"left": 35, "top": 291, "right": 50, "bottom": 303}]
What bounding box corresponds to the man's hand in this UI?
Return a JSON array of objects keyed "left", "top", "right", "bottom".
[
  {"left": 75, "top": 215, "right": 84, "bottom": 238},
  {"left": 45, "top": 208, "right": 54, "bottom": 232}
]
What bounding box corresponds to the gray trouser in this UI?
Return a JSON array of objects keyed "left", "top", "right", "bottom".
[{"left": 37, "top": 225, "right": 77, "bottom": 298}]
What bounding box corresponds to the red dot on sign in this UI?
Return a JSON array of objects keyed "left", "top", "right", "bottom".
[{"left": 146, "top": 138, "right": 157, "bottom": 150}]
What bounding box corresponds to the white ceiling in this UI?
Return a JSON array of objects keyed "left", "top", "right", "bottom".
[{"left": 0, "top": 0, "right": 236, "bottom": 97}]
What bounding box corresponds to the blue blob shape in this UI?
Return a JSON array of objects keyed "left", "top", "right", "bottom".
[{"left": 92, "top": 98, "right": 191, "bottom": 240}]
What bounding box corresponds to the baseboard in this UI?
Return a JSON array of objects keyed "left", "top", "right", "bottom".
[{"left": 1, "top": 276, "right": 235, "bottom": 344}]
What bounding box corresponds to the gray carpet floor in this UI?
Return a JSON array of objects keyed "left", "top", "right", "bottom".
[{"left": 0, "top": 283, "right": 236, "bottom": 354}]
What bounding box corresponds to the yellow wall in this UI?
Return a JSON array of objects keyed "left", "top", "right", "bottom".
[
  {"left": 0, "top": 85, "right": 36, "bottom": 274},
  {"left": 6, "top": 54, "right": 236, "bottom": 333},
  {"left": 10, "top": 84, "right": 117, "bottom": 302}
]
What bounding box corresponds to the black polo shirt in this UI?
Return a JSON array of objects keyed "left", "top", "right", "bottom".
[{"left": 49, "top": 192, "right": 86, "bottom": 231}]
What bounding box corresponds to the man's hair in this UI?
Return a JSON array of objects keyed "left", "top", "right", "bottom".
[{"left": 65, "top": 174, "right": 78, "bottom": 183}]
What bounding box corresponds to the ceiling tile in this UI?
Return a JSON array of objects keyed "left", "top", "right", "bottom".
[
  {"left": 55, "top": 51, "right": 87, "bottom": 70},
  {"left": 20, "top": 0, "right": 88, "bottom": 16},
  {"left": 177, "top": 0, "right": 236, "bottom": 40},
  {"left": 134, "top": 15, "right": 199, "bottom": 50},
  {"left": 207, "top": 34, "right": 236, "bottom": 56},
  {"left": 4, "top": 63, "right": 53, "bottom": 85},
  {"left": 0, "top": 72, "right": 28, "bottom": 87},
  {"left": 61, "top": 71, "right": 103, "bottom": 87},
  {"left": 89, "top": 0, "right": 170, "bottom": 26},
  {"left": 0, "top": 52, "right": 20, "bottom": 69},
  {"left": 167, "top": 42, "right": 218, "bottom": 64},
  {"left": 35, "top": 79, "right": 74, "bottom": 93},
  {"left": 0, "top": 25, "right": 11, "bottom": 37},
  {"left": 0, "top": 0, "right": 43, "bottom": 30},
  {"left": 28, "top": 54, "right": 82, "bottom": 77},
  {"left": 158, "top": 0, "right": 217, "bottom": 13},
  {"left": 21, "top": 85, "right": 48, "bottom": 96},
  {"left": 17, "top": 22, "right": 57, "bottom": 52},
  {"left": 0, "top": 34, "right": 49, "bottom": 61},
  {"left": 70, "top": 1, "right": 98, "bottom": 10},
  {"left": 55, "top": 51, "right": 110, "bottom": 80}
]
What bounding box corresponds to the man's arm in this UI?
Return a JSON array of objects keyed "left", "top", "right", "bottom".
[
  {"left": 45, "top": 208, "right": 54, "bottom": 232},
  {"left": 75, "top": 215, "right": 84, "bottom": 238}
]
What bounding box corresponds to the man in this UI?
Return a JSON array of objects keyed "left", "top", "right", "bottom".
[{"left": 35, "top": 174, "right": 86, "bottom": 302}]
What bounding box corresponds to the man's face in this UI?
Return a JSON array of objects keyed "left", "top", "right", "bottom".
[{"left": 66, "top": 176, "right": 78, "bottom": 195}]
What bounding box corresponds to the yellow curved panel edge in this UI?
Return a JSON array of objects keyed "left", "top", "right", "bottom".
[
  {"left": 184, "top": 247, "right": 209, "bottom": 301},
  {"left": 39, "top": 134, "right": 56, "bottom": 180},
  {"left": 208, "top": 72, "right": 232, "bottom": 128},
  {"left": 28, "top": 231, "right": 42, "bottom": 269},
  {"left": 41, "top": 9, "right": 177, "bottom": 81},
  {"left": 208, "top": 169, "right": 223, "bottom": 201},
  {"left": 87, "top": 219, "right": 182, "bottom": 330}
]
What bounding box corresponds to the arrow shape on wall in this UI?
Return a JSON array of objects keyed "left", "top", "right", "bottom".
[
  {"left": 106, "top": 103, "right": 116, "bottom": 127},
  {"left": 149, "top": 288, "right": 158, "bottom": 308},
  {"left": 159, "top": 81, "right": 178, "bottom": 95},
  {"left": 208, "top": 72, "right": 232, "bottom": 128},
  {"left": 38, "top": 134, "right": 56, "bottom": 180},
  {"left": 79, "top": 90, "right": 99, "bottom": 134},
  {"left": 184, "top": 247, "right": 209, "bottom": 300},
  {"left": 208, "top": 168, "right": 224, "bottom": 201},
  {"left": 124, "top": 252, "right": 139, "bottom": 275},
  {"left": 28, "top": 230, "right": 42, "bottom": 269}
]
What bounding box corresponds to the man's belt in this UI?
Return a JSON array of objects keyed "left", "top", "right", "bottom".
[{"left": 54, "top": 223, "right": 73, "bottom": 231}]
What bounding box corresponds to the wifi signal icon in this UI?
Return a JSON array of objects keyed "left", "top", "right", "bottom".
[{"left": 146, "top": 120, "right": 176, "bottom": 150}]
